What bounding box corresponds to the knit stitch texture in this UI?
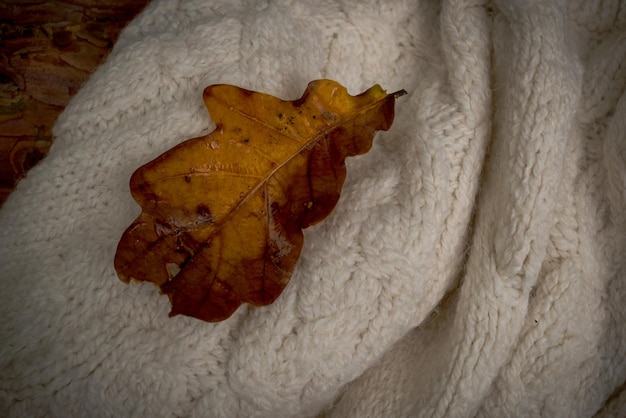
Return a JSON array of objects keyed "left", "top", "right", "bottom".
[{"left": 1, "top": 0, "right": 625, "bottom": 417}]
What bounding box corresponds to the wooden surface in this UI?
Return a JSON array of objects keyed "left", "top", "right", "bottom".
[{"left": 0, "top": 0, "right": 150, "bottom": 206}]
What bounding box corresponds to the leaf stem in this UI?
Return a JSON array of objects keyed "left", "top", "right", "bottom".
[{"left": 392, "top": 89, "right": 408, "bottom": 99}]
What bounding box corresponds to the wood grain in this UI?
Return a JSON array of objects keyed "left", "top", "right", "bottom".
[{"left": 0, "top": 0, "right": 150, "bottom": 206}]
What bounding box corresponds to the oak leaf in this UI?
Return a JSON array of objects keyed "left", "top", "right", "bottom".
[{"left": 114, "top": 79, "right": 405, "bottom": 322}]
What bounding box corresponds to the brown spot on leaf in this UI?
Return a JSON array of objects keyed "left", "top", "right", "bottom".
[{"left": 196, "top": 204, "right": 213, "bottom": 224}]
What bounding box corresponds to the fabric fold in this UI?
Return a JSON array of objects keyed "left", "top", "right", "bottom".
[{"left": 1, "top": 0, "right": 625, "bottom": 417}]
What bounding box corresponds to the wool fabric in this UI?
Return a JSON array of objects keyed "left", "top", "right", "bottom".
[{"left": 1, "top": 0, "right": 625, "bottom": 417}]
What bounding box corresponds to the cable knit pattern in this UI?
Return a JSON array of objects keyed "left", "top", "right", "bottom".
[{"left": 1, "top": 1, "right": 625, "bottom": 417}]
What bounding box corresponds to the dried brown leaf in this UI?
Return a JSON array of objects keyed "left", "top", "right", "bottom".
[{"left": 114, "top": 79, "right": 405, "bottom": 322}]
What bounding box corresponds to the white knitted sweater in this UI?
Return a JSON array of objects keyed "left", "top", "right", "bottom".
[{"left": 1, "top": 1, "right": 625, "bottom": 417}]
